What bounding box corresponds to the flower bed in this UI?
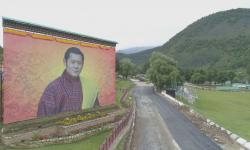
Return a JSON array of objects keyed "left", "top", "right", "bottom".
[
  {"left": 9, "top": 124, "right": 115, "bottom": 149},
  {"left": 56, "top": 111, "right": 107, "bottom": 126},
  {"left": 3, "top": 105, "right": 119, "bottom": 134},
  {"left": 1, "top": 108, "right": 127, "bottom": 146}
]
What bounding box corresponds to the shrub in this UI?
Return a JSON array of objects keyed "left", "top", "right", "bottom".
[{"left": 32, "top": 132, "right": 41, "bottom": 141}]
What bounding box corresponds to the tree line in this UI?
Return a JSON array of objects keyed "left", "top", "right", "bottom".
[{"left": 117, "top": 52, "right": 250, "bottom": 90}]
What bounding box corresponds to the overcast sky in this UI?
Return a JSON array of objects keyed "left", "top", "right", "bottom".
[{"left": 0, "top": 0, "right": 250, "bottom": 50}]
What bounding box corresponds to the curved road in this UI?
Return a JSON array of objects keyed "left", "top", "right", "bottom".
[{"left": 132, "top": 83, "right": 221, "bottom": 150}]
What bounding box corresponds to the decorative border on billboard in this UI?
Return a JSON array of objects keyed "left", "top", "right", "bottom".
[
  {"left": 4, "top": 28, "right": 115, "bottom": 51},
  {"left": 2, "top": 17, "right": 117, "bottom": 47}
]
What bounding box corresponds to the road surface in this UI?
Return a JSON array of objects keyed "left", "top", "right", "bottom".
[{"left": 132, "top": 82, "right": 221, "bottom": 150}]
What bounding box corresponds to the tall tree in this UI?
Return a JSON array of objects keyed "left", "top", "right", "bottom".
[
  {"left": 147, "top": 52, "right": 180, "bottom": 91},
  {"left": 206, "top": 69, "right": 218, "bottom": 84},
  {"left": 246, "top": 63, "right": 250, "bottom": 82},
  {"left": 182, "top": 69, "right": 193, "bottom": 82},
  {"left": 227, "top": 71, "right": 236, "bottom": 83},
  {"left": 191, "top": 72, "right": 206, "bottom": 84},
  {"left": 119, "top": 58, "right": 134, "bottom": 79},
  {"left": 141, "top": 61, "right": 150, "bottom": 74},
  {"left": 216, "top": 71, "right": 229, "bottom": 84},
  {"left": 115, "top": 58, "right": 120, "bottom": 73},
  {"left": 246, "top": 63, "right": 250, "bottom": 76}
]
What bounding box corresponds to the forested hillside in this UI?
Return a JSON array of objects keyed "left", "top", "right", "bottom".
[{"left": 117, "top": 8, "right": 250, "bottom": 71}]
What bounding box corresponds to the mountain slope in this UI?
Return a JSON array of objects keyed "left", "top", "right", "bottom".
[
  {"left": 118, "top": 8, "right": 250, "bottom": 70},
  {"left": 117, "top": 47, "right": 157, "bottom": 65},
  {"left": 117, "top": 46, "right": 156, "bottom": 54}
]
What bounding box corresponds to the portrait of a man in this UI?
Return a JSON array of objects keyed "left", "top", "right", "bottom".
[{"left": 37, "top": 47, "right": 99, "bottom": 117}]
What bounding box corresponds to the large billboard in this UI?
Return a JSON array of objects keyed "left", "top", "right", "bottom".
[{"left": 2, "top": 18, "right": 116, "bottom": 124}]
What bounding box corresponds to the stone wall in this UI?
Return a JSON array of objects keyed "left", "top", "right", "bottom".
[
  {"left": 11, "top": 124, "right": 116, "bottom": 149},
  {"left": 2, "top": 126, "right": 57, "bottom": 145}
]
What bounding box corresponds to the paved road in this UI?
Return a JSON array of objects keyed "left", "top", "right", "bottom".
[{"left": 132, "top": 83, "right": 221, "bottom": 150}]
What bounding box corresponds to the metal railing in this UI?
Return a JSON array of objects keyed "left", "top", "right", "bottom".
[
  {"left": 99, "top": 109, "right": 133, "bottom": 150},
  {"left": 120, "top": 89, "right": 128, "bottom": 102}
]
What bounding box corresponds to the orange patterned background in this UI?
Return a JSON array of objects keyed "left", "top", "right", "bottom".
[{"left": 3, "top": 30, "right": 116, "bottom": 124}]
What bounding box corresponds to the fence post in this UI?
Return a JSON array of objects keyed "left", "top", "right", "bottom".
[{"left": 99, "top": 107, "right": 134, "bottom": 150}]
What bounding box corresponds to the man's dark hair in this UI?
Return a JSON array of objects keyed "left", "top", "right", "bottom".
[{"left": 64, "top": 47, "right": 84, "bottom": 62}]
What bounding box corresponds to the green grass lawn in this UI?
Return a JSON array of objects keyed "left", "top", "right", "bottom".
[
  {"left": 115, "top": 79, "right": 135, "bottom": 105},
  {"left": 116, "top": 132, "right": 129, "bottom": 150},
  {"left": 190, "top": 89, "right": 250, "bottom": 141},
  {"left": 7, "top": 130, "right": 110, "bottom": 150}
]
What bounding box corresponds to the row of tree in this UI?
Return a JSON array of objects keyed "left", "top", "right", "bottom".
[
  {"left": 117, "top": 52, "right": 250, "bottom": 90},
  {"left": 146, "top": 53, "right": 180, "bottom": 90},
  {"left": 116, "top": 58, "right": 136, "bottom": 79},
  {"left": 117, "top": 52, "right": 181, "bottom": 90},
  {"left": 181, "top": 69, "right": 249, "bottom": 84}
]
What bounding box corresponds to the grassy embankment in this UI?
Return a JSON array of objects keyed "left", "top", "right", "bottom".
[
  {"left": 179, "top": 89, "right": 250, "bottom": 141},
  {"left": 5, "top": 130, "right": 110, "bottom": 150},
  {"left": 115, "top": 79, "right": 135, "bottom": 107}
]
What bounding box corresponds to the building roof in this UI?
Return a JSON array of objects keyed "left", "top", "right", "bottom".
[{"left": 2, "top": 17, "right": 117, "bottom": 47}]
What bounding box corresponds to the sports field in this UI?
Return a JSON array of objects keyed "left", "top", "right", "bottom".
[{"left": 191, "top": 89, "right": 250, "bottom": 141}]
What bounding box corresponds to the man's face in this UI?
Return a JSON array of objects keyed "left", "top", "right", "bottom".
[{"left": 65, "top": 53, "right": 83, "bottom": 77}]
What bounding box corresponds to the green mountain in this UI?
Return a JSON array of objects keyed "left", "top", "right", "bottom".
[
  {"left": 117, "top": 46, "right": 156, "bottom": 54},
  {"left": 117, "top": 47, "right": 156, "bottom": 64},
  {"left": 117, "top": 8, "right": 250, "bottom": 70}
]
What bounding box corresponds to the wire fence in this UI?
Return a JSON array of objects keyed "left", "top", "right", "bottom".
[{"left": 176, "top": 85, "right": 198, "bottom": 104}]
